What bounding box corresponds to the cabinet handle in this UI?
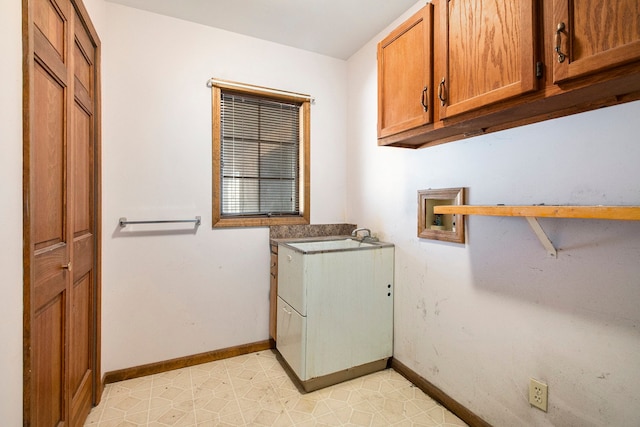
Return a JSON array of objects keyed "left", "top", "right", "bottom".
[
  {"left": 438, "top": 78, "right": 447, "bottom": 106},
  {"left": 61, "top": 262, "right": 72, "bottom": 271},
  {"left": 421, "top": 86, "right": 428, "bottom": 112},
  {"left": 555, "top": 22, "right": 566, "bottom": 63}
]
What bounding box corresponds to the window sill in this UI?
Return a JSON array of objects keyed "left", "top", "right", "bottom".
[{"left": 213, "top": 215, "right": 310, "bottom": 228}]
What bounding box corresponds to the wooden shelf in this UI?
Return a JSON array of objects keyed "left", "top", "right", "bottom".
[
  {"left": 432, "top": 205, "right": 640, "bottom": 258},
  {"left": 433, "top": 205, "right": 640, "bottom": 221}
]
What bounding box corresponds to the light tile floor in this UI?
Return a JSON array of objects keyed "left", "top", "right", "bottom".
[{"left": 85, "top": 350, "right": 468, "bottom": 426}]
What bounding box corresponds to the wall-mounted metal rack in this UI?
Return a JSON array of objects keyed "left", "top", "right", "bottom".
[{"left": 118, "top": 216, "right": 201, "bottom": 228}]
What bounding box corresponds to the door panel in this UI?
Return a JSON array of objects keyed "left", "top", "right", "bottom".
[
  {"left": 73, "top": 103, "right": 92, "bottom": 235},
  {"left": 70, "top": 274, "right": 92, "bottom": 411},
  {"left": 33, "top": 247, "right": 67, "bottom": 310},
  {"left": 74, "top": 46, "right": 91, "bottom": 90},
  {"left": 74, "top": 24, "right": 94, "bottom": 88},
  {"left": 73, "top": 236, "right": 94, "bottom": 281},
  {"left": 33, "top": 63, "right": 66, "bottom": 250},
  {"left": 70, "top": 275, "right": 91, "bottom": 384},
  {"left": 34, "top": 294, "right": 65, "bottom": 427},
  {"left": 33, "top": 0, "right": 66, "bottom": 59}
]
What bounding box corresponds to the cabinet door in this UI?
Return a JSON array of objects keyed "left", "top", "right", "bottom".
[
  {"left": 378, "top": 5, "right": 433, "bottom": 138},
  {"left": 277, "top": 246, "right": 306, "bottom": 315},
  {"left": 276, "top": 297, "right": 306, "bottom": 379},
  {"left": 438, "top": 0, "right": 538, "bottom": 119},
  {"left": 552, "top": 0, "right": 640, "bottom": 83}
]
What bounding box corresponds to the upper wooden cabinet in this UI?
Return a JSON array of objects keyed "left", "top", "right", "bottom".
[
  {"left": 377, "top": 0, "right": 640, "bottom": 148},
  {"left": 552, "top": 0, "right": 640, "bottom": 83},
  {"left": 437, "top": 0, "right": 538, "bottom": 119},
  {"left": 378, "top": 4, "right": 433, "bottom": 138}
]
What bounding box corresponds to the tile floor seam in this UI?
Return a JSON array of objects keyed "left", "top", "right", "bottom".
[
  {"left": 226, "top": 356, "right": 250, "bottom": 426},
  {"left": 187, "top": 365, "right": 196, "bottom": 426}
]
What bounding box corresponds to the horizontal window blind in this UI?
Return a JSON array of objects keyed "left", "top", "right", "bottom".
[{"left": 220, "top": 91, "right": 301, "bottom": 217}]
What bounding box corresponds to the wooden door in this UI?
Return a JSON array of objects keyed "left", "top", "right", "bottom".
[
  {"left": 378, "top": 4, "right": 433, "bottom": 138},
  {"left": 437, "top": 0, "right": 538, "bottom": 119},
  {"left": 552, "top": 0, "right": 640, "bottom": 83},
  {"left": 24, "top": 0, "right": 101, "bottom": 425}
]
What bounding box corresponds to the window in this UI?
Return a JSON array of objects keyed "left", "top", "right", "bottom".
[{"left": 211, "top": 79, "right": 310, "bottom": 227}]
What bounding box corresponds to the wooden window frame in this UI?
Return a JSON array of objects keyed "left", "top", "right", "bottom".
[{"left": 211, "top": 79, "right": 310, "bottom": 227}]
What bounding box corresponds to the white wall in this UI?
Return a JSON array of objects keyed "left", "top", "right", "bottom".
[
  {"left": 101, "top": 3, "right": 348, "bottom": 372},
  {"left": 347, "top": 3, "right": 640, "bottom": 426},
  {"left": 84, "top": 0, "right": 107, "bottom": 37},
  {"left": 0, "top": 0, "right": 24, "bottom": 423}
]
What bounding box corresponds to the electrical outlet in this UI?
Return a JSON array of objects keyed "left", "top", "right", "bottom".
[{"left": 529, "top": 378, "right": 548, "bottom": 412}]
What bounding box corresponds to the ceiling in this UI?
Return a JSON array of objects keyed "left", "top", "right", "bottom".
[{"left": 105, "top": 0, "right": 418, "bottom": 59}]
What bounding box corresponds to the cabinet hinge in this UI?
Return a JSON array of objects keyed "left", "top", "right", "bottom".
[{"left": 536, "top": 61, "right": 544, "bottom": 79}]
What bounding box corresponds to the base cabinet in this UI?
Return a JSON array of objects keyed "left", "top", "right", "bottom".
[{"left": 276, "top": 242, "right": 394, "bottom": 390}]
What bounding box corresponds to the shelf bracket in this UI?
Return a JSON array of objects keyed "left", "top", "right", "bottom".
[{"left": 525, "top": 217, "right": 557, "bottom": 258}]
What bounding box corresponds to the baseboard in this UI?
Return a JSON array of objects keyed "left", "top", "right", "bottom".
[
  {"left": 103, "top": 339, "right": 273, "bottom": 384},
  {"left": 391, "top": 358, "right": 492, "bottom": 427}
]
